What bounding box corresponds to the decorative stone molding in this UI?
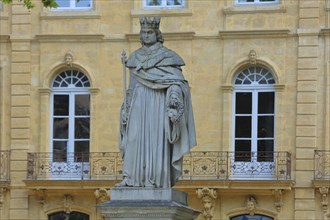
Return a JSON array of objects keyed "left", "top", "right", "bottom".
[
  {"left": 319, "top": 187, "right": 329, "bottom": 214},
  {"left": 63, "top": 194, "right": 74, "bottom": 214},
  {"left": 196, "top": 188, "right": 217, "bottom": 220},
  {"left": 272, "top": 189, "right": 283, "bottom": 212},
  {"left": 0, "top": 187, "right": 8, "bottom": 209},
  {"left": 249, "top": 50, "right": 257, "bottom": 65},
  {"left": 34, "top": 188, "right": 47, "bottom": 207},
  {"left": 245, "top": 196, "right": 258, "bottom": 215},
  {"left": 64, "top": 50, "right": 74, "bottom": 67},
  {"left": 94, "top": 188, "right": 110, "bottom": 203}
]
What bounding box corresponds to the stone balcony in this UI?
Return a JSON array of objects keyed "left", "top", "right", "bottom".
[{"left": 24, "top": 151, "right": 293, "bottom": 192}]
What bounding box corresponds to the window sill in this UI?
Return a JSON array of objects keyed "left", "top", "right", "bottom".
[
  {"left": 40, "top": 11, "right": 100, "bottom": 20},
  {"left": 131, "top": 8, "right": 192, "bottom": 17},
  {"left": 223, "top": 4, "right": 286, "bottom": 14}
]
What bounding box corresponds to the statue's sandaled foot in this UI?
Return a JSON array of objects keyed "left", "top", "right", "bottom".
[{"left": 115, "top": 179, "right": 129, "bottom": 187}]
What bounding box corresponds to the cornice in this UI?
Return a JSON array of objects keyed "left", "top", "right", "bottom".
[
  {"left": 219, "top": 29, "right": 291, "bottom": 39},
  {"left": 0, "top": 12, "right": 9, "bottom": 20},
  {"left": 175, "top": 180, "right": 295, "bottom": 191},
  {"left": 0, "top": 35, "right": 10, "bottom": 42},
  {"left": 38, "top": 88, "right": 52, "bottom": 95},
  {"left": 126, "top": 31, "right": 195, "bottom": 42},
  {"left": 35, "top": 34, "right": 104, "bottom": 42},
  {"left": 313, "top": 180, "right": 330, "bottom": 188},
  {"left": 23, "top": 179, "right": 295, "bottom": 192},
  {"left": 23, "top": 180, "right": 119, "bottom": 189},
  {"left": 0, "top": 181, "right": 10, "bottom": 189},
  {"left": 320, "top": 28, "right": 330, "bottom": 36}
]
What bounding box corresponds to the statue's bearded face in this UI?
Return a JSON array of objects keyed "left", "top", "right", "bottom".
[{"left": 141, "top": 28, "right": 157, "bottom": 47}]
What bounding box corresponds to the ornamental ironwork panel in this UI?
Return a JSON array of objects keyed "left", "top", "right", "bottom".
[
  {"left": 27, "top": 152, "right": 122, "bottom": 180},
  {"left": 314, "top": 150, "right": 330, "bottom": 180},
  {"left": 0, "top": 151, "right": 10, "bottom": 181},
  {"left": 26, "top": 151, "right": 291, "bottom": 180}
]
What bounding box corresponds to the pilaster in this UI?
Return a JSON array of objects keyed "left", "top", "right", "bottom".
[
  {"left": 295, "top": 0, "right": 320, "bottom": 219},
  {"left": 9, "top": 2, "right": 31, "bottom": 220}
]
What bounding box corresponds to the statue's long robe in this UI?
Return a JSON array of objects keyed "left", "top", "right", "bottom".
[{"left": 119, "top": 42, "right": 196, "bottom": 188}]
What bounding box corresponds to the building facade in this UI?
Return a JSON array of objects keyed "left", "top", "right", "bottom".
[{"left": 0, "top": 0, "right": 330, "bottom": 219}]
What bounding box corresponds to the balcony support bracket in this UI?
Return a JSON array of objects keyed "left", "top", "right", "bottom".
[
  {"left": 272, "top": 189, "right": 283, "bottom": 212},
  {"left": 319, "top": 187, "right": 329, "bottom": 215}
]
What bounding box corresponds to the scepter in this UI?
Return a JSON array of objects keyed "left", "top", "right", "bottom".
[{"left": 121, "top": 50, "right": 127, "bottom": 121}]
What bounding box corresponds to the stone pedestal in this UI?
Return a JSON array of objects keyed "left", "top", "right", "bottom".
[{"left": 98, "top": 188, "right": 200, "bottom": 220}]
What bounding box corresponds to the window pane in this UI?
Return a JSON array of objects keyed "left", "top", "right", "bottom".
[
  {"left": 75, "top": 118, "right": 90, "bottom": 139},
  {"left": 258, "top": 116, "right": 274, "bottom": 138},
  {"left": 235, "top": 116, "right": 251, "bottom": 138},
  {"left": 54, "top": 95, "right": 69, "bottom": 116},
  {"left": 260, "top": 0, "right": 275, "bottom": 1},
  {"left": 74, "top": 141, "right": 89, "bottom": 162},
  {"left": 76, "top": 0, "right": 91, "bottom": 8},
  {"left": 236, "top": 93, "right": 252, "bottom": 114},
  {"left": 235, "top": 140, "right": 251, "bottom": 162},
  {"left": 53, "top": 141, "right": 67, "bottom": 162},
  {"left": 75, "top": 95, "right": 90, "bottom": 116},
  {"left": 53, "top": 118, "right": 68, "bottom": 139},
  {"left": 258, "top": 92, "right": 274, "bottom": 114},
  {"left": 146, "top": 0, "right": 161, "bottom": 6},
  {"left": 257, "top": 140, "right": 274, "bottom": 162},
  {"left": 56, "top": 0, "right": 70, "bottom": 7},
  {"left": 167, "top": 0, "right": 182, "bottom": 6}
]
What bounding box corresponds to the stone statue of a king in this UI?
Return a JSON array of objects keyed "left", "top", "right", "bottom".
[{"left": 117, "top": 17, "right": 196, "bottom": 188}]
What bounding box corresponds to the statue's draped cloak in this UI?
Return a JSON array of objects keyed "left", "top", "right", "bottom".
[{"left": 119, "top": 42, "right": 196, "bottom": 188}]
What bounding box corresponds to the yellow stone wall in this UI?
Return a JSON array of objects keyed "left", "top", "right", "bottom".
[{"left": 0, "top": 0, "right": 330, "bottom": 219}]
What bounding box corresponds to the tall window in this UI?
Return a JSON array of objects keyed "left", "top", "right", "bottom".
[
  {"left": 143, "top": 0, "right": 184, "bottom": 8},
  {"left": 236, "top": 0, "right": 278, "bottom": 4},
  {"left": 55, "top": 0, "right": 92, "bottom": 10},
  {"left": 233, "top": 66, "right": 275, "bottom": 163},
  {"left": 51, "top": 69, "right": 90, "bottom": 163}
]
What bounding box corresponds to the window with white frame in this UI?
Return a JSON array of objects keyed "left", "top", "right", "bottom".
[
  {"left": 51, "top": 69, "right": 90, "bottom": 163},
  {"left": 143, "top": 0, "right": 184, "bottom": 8},
  {"left": 236, "top": 0, "right": 278, "bottom": 4},
  {"left": 233, "top": 66, "right": 275, "bottom": 163},
  {"left": 55, "top": 0, "right": 92, "bottom": 10}
]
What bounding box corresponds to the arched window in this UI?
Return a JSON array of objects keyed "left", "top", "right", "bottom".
[
  {"left": 48, "top": 211, "right": 89, "bottom": 220},
  {"left": 232, "top": 66, "right": 276, "bottom": 177},
  {"left": 51, "top": 69, "right": 90, "bottom": 163},
  {"left": 231, "top": 214, "right": 273, "bottom": 220}
]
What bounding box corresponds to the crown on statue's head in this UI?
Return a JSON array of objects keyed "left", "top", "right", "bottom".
[{"left": 139, "top": 17, "right": 160, "bottom": 30}]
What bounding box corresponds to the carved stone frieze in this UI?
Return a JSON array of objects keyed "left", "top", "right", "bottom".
[
  {"left": 196, "top": 188, "right": 217, "bottom": 220},
  {"left": 249, "top": 49, "right": 257, "bottom": 65},
  {"left": 245, "top": 196, "right": 257, "bottom": 215},
  {"left": 64, "top": 50, "right": 74, "bottom": 67},
  {"left": 94, "top": 188, "right": 110, "bottom": 203},
  {"left": 63, "top": 194, "right": 74, "bottom": 214}
]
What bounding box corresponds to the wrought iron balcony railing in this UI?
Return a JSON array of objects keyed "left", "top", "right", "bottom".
[
  {"left": 0, "top": 150, "right": 10, "bottom": 181},
  {"left": 26, "top": 151, "right": 291, "bottom": 180},
  {"left": 314, "top": 150, "right": 330, "bottom": 180}
]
